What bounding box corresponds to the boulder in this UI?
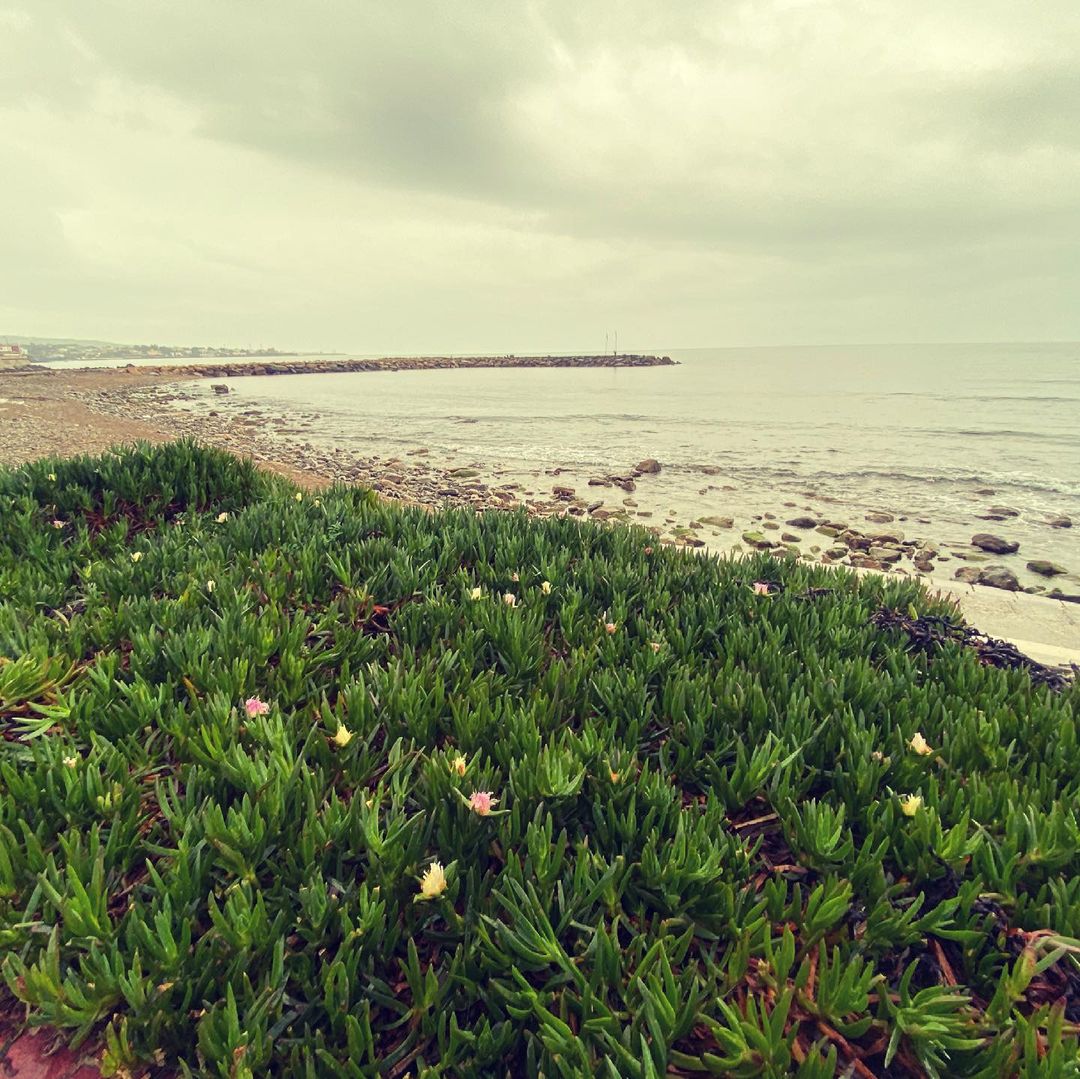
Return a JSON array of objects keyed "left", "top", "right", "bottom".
[
  {"left": 978, "top": 565, "right": 1020, "bottom": 591},
  {"left": 587, "top": 477, "right": 612, "bottom": 487},
  {"left": 954, "top": 566, "right": 983, "bottom": 583},
  {"left": 868, "top": 546, "right": 902, "bottom": 563},
  {"left": 781, "top": 532, "right": 801, "bottom": 543},
  {"left": 635, "top": 459, "right": 662, "bottom": 474},
  {"left": 1027, "top": 560, "right": 1067, "bottom": 577},
  {"left": 699, "top": 515, "right": 734, "bottom": 528},
  {"left": 971, "top": 533, "right": 1019, "bottom": 554},
  {"left": 989, "top": 506, "right": 1020, "bottom": 517},
  {"left": 552, "top": 485, "right": 576, "bottom": 500},
  {"left": 1048, "top": 516, "right": 1073, "bottom": 529},
  {"left": 742, "top": 531, "right": 776, "bottom": 549},
  {"left": 1047, "top": 588, "right": 1080, "bottom": 604},
  {"left": 865, "top": 511, "right": 894, "bottom": 523},
  {"left": 211, "top": 383, "right": 230, "bottom": 395},
  {"left": 763, "top": 521, "right": 780, "bottom": 531},
  {"left": 868, "top": 528, "right": 905, "bottom": 544},
  {"left": 815, "top": 525, "right": 840, "bottom": 538},
  {"left": 850, "top": 555, "right": 884, "bottom": 570},
  {"left": 613, "top": 477, "right": 637, "bottom": 493}
]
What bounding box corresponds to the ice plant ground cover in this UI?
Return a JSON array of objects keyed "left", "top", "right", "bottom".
[{"left": 1, "top": 443, "right": 1079, "bottom": 1078}]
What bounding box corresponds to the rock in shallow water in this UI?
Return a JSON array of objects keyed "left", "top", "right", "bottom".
[
  {"left": 971, "top": 533, "right": 1019, "bottom": 554},
  {"left": 742, "top": 531, "right": 775, "bottom": 549},
  {"left": 978, "top": 565, "right": 1021, "bottom": 591},
  {"left": 1027, "top": 559, "right": 1067, "bottom": 577}
]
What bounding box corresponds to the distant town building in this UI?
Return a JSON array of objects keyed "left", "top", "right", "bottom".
[{"left": 0, "top": 343, "right": 27, "bottom": 368}]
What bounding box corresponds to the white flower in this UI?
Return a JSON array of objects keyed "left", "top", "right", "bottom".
[
  {"left": 540, "top": 581, "right": 552, "bottom": 595},
  {"left": 909, "top": 732, "right": 933, "bottom": 757},
  {"left": 130, "top": 551, "right": 143, "bottom": 563},
  {"left": 418, "top": 861, "right": 448, "bottom": 899}
]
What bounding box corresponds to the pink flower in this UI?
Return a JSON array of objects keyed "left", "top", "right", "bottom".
[
  {"left": 468, "top": 790, "right": 499, "bottom": 816},
  {"left": 644, "top": 546, "right": 653, "bottom": 555},
  {"left": 604, "top": 622, "right": 617, "bottom": 634},
  {"left": 244, "top": 697, "right": 270, "bottom": 717},
  {"left": 752, "top": 581, "right": 771, "bottom": 596}
]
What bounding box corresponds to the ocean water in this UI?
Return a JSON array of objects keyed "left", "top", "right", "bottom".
[{"left": 194, "top": 342, "right": 1080, "bottom": 576}]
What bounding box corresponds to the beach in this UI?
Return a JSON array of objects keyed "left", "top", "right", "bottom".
[{"left": 1, "top": 350, "right": 1077, "bottom": 665}]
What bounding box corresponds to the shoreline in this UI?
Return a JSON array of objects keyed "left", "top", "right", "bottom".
[{"left": 1, "top": 363, "right": 1077, "bottom": 665}]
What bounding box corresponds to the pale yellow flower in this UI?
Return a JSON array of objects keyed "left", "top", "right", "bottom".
[
  {"left": 909, "top": 732, "right": 933, "bottom": 756},
  {"left": 418, "top": 861, "right": 447, "bottom": 899},
  {"left": 502, "top": 592, "right": 517, "bottom": 607},
  {"left": 899, "top": 793, "right": 923, "bottom": 817},
  {"left": 47, "top": 473, "right": 57, "bottom": 482},
  {"left": 63, "top": 755, "right": 78, "bottom": 768},
  {"left": 130, "top": 551, "right": 143, "bottom": 563},
  {"left": 294, "top": 492, "right": 303, "bottom": 501},
  {"left": 332, "top": 724, "right": 353, "bottom": 748},
  {"left": 216, "top": 511, "right": 230, "bottom": 523},
  {"left": 511, "top": 572, "right": 519, "bottom": 582},
  {"left": 52, "top": 520, "right": 64, "bottom": 529},
  {"left": 450, "top": 753, "right": 467, "bottom": 777},
  {"left": 540, "top": 581, "right": 552, "bottom": 595},
  {"left": 206, "top": 579, "right": 216, "bottom": 593},
  {"left": 650, "top": 641, "right": 661, "bottom": 653},
  {"left": 469, "top": 586, "right": 483, "bottom": 600}
]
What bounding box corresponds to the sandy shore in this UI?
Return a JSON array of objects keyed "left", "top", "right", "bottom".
[{"left": 1, "top": 362, "right": 1077, "bottom": 666}]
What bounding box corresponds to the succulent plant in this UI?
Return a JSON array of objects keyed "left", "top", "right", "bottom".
[{"left": 0, "top": 441, "right": 1077, "bottom": 1076}]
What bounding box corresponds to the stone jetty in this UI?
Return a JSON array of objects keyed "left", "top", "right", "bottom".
[{"left": 84, "top": 353, "right": 677, "bottom": 380}]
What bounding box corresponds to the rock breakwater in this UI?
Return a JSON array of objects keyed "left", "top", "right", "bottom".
[{"left": 80, "top": 354, "right": 677, "bottom": 379}]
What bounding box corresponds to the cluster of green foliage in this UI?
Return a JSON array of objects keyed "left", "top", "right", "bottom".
[{"left": 1, "top": 441, "right": 1078, "bottom": 1077}]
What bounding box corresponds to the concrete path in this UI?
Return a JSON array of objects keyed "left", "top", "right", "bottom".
[{"left": 925, "top": 579, "right": 1080, "bottom": 668}]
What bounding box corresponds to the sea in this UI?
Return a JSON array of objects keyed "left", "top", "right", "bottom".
[{"left": 53, "top": 342, "right": 1080, "bottom": 580}]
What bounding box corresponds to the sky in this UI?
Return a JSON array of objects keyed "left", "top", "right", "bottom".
[{"left": 2, "top": 1, "right": 1079, "bottom": 353}]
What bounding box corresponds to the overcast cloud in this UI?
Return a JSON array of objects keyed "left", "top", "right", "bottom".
[{"left": 2, "top": 1, "right": 1079, "bottom": 352}]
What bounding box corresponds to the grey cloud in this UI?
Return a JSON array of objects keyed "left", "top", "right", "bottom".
[{"left": 2, "top": 0, "right": 1080, "bottom": 348}]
